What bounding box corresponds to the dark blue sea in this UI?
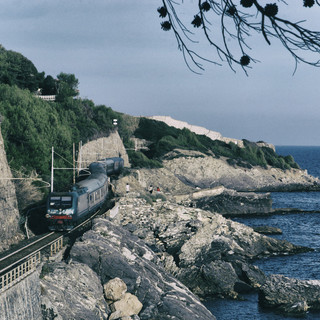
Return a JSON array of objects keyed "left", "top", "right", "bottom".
[{"left": 205, "top": 146, "right": 320, "bottom": 319}]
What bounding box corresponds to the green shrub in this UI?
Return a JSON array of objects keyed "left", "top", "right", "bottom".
[{"left": 127, "top": 150, "right": 162, "bottom": 168}]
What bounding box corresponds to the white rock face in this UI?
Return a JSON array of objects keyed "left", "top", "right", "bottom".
[
  {"left": 148, "top": 115, "right": 277, "bottom": 150},
  {"left": 148, "top": 115, "right": 243, "bottom": 146}
]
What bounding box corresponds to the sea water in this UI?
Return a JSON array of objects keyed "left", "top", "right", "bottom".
[{"left": 204, "top": 146, "right": 320, "bottom": 319}]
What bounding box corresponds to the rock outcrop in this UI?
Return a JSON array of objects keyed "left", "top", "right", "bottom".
[
  {"left": 189, "top": 187, "right": 273, "bottom": 216},
  {"left": 110, "top": 194, "right": 310, "bottom": 299},
  {"left": 259, "top": 274, "right": 320, "bottom": 315},
  {"left": 163, "top": 149, "right": 319, "bottom": 192},
  {"left": 40, "top": 261, "right": 110, "bottom": 320},
  {"left": 0, "top": 128, "right": 23, "bottom": 253},
  {"left": 104, "top": 277, "right": 143, "bottom": 320},
  {"left": 70, "top": 218, "right": 215, "bottom": 320}
]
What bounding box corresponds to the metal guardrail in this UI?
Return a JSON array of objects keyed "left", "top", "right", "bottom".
[
  {"left": 0, "top": 206, "right": 105, "bottom": 294},
  {"left": 50, "top": 237, "right": 63, "bottom": 256},
  {"left": 0, "top": 236, "right": 65, "bottom": 294},
  {"left": 0, "top": 252, "right": 41, "bottom": 293}
]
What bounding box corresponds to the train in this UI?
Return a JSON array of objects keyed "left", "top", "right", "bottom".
[{"left": 45, "top": 157, "right": 124, "bottom": 231}]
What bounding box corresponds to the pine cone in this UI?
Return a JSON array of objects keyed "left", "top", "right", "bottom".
[
  {"left": 264, "top": 3, "right": 278, "bottom": 17},
  {"left": 161, "top": 21, "right": 171, "bottom": 31},
  {"left": 201, "top": 1, "right": 211, "bottom": 12},
  {"left": 240, "top": 55, "right": 250, "bottom": 66},
  {"left": 157, "top": 6, "right": 168, "bottom": 18},
  {"left": 303, "top": 0, "right": 315, "bottom": 7},
  {"left": 191, "top": 15, "right": 202, "bottom": 28},
  {"left": 240, "top": 0, "right": 254, "bottom": 8}
]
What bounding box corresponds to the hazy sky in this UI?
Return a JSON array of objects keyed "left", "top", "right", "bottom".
[{"left": 0, "top": 0, "right": 320, "bottom": 146}]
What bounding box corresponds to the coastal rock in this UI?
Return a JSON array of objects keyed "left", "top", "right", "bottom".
[
  {"left": 253, "top": 226, "right": 282, "bottom": 235},
  {"left": 114, "top": 170, "right": 273, "bottom": 215},
  {"left": 104, "top": 277, "right": 127, "bottom": 301},
  {"left": 163, "top": 149, "right": 320, "bottom": 192},
  {"left": 191, "top": 187, "right": 272, "bottom": 216},
  {"left": 40, "top": 261, "right": 110, "bottom": 320},
  {"left": 259, "top": 274, "right": 320, "bottom": 315},
  {"left": 115, "top": 166, "right": 194, "bottom": 197},
  {"left": 70, "top": 218, "right": 215, "bottom": 320},
  {"left": 110, "top": 195, "right": 310, "bottom": 298},
  {"left": 109, "top": 293, "right": 143, "bottom": 320}
]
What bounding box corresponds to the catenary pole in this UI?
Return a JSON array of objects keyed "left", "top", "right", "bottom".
[{"left": 51, "top": 146, "right": 54, "bottom": 192}]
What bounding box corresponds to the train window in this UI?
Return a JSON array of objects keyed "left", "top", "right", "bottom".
[
  {"left": 61, "top": 196, "right": 72, "bottom": 208},
  {"left": 49, "top": 197, "right": 60, "bottom": 208},
  {"left": 107, "top": 161, "right": 114, "bottom": 171},
  {"left": 89, "top": 194, "right": 94, "bottom": 203},
  {"left": 49, "top": 196, "right": 72, "bottom": 209}
]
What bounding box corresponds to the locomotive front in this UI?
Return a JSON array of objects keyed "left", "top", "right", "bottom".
[{"left": 46, "top": 192, "right": 77, "bottom": 231}]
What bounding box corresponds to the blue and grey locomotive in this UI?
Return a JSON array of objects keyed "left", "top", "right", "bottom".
[{"left": 46, "top": 157, "right": 124, "bottom": 231}]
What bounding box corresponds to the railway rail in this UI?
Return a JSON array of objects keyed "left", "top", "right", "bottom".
[{"left": 0, "top": 207, "right": 104, "bottom": 294}]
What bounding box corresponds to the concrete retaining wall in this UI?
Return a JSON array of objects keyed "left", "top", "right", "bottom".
[{"left": 0, "top": 271, "right": 41, "bottom": 320}]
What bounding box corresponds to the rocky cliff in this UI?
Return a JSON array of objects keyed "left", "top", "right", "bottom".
[
  {"left": 109, "top": 192, "right": 310, "bottom": 299},
  {"left": 163, "top": 149, "right": 319, "bottom": 192},
  {"left": 40, "top": 218, "right": 215, "bottom": 320},
  {"left": 0, "top": 127, "right": 23, "bottom": 253}
]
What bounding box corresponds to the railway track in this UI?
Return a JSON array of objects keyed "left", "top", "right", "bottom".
[
  {"left": 0, "top": 206, "right": 107, "bottom": 293},
  {"left": 0, "top": 232, "right": 62, "bottom": 276}
]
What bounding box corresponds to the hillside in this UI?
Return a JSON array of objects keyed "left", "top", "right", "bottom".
[{"left": 0, "top": 45, "right": 306, "bottom": 207}]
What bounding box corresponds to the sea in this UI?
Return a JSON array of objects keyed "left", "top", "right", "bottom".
[{"left": 204, "top": 146, "right": 320, "bottom": 319}]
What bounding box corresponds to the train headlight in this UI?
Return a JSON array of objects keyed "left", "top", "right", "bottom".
[
  {"left": 65, "top": 209, "right": 74, "bottom": 215},
  {"left": 45, "top": 214, "right": 50, "bottom": 218}
]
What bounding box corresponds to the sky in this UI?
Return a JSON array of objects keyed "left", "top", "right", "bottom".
[{"left": 0, "top": 0, "right": 320, "bottom": 146}]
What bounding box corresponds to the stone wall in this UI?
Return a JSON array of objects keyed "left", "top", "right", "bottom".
[
  {"left": 0, "top": 127, "right": 23, "bottom": 252},
  {"left": 77, "top": 131, "right": 130, "bottom": 169},
  {"left": 0, "top": 271, "right": 41, "bottom": 320}
]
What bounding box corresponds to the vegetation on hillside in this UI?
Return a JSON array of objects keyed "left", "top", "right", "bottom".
[
  {"left": 0, "top": 45, "right": 300, "bottom": 201},
  {"left": 132, "top": 118, "right": 300, "bottom": 170},
  {"left": 0, "top": 84, "right": 125, "bottom": 193}
]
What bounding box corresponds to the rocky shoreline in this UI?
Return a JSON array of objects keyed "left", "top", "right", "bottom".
[
  {"left": 2, "top": 127, "right": 320, "bottom": 318},
  {"left": 39, "top": 185, "right": 318, "bottom": 319},
  {"left": 37, "top": 144, "right": 320, "bottom": 319}
]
